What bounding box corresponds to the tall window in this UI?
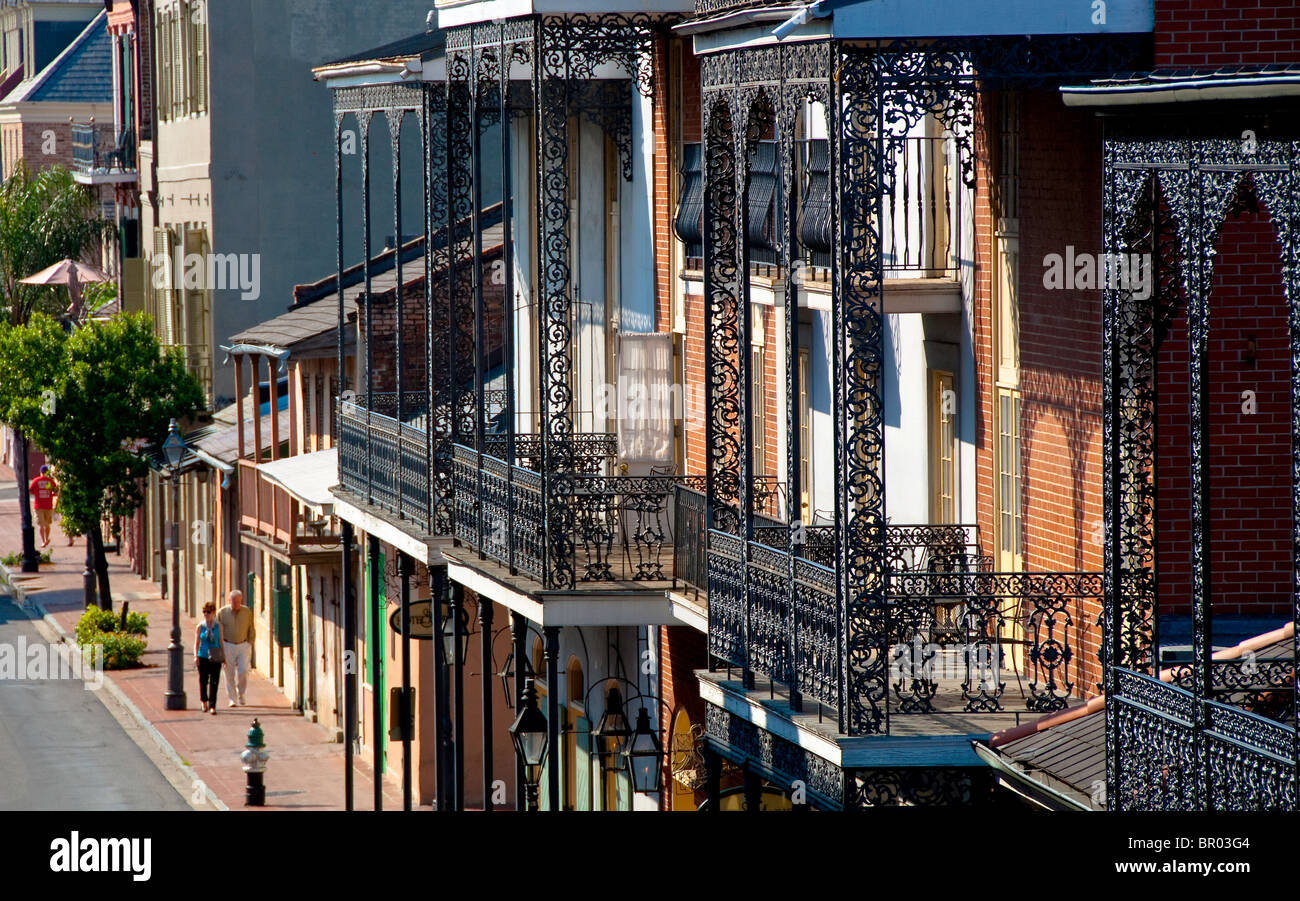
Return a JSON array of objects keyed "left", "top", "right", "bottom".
[
  {"left": 930, "top": 370, "right": 956, "bottom": 524},
  {"left": 997, "top": 391, "right": 1022, "bottom": 565},
  {"left": 993, "top": 92, "right": 1022, "bottom": 570},
  {"left": 798, "top": 347, "right": 812, "bottom": 522},
  {"left": 157, "top": 2, "right": 209, "bottom": 122},
  {"left": 750, "top": 343, "right": 766, "bottom": 478}
]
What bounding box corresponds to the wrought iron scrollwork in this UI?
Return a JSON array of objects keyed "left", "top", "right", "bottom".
[{"left": 1103, "top": 127, "right": 1300, "bottom": 811}]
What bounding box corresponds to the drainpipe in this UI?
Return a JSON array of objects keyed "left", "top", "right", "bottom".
[{"left": 772, "top": 0, "right": 833, "bottom": 40}]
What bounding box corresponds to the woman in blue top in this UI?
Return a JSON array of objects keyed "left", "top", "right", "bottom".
[{"left": 194, "top": 602, "right": 222, "bottom": 714}]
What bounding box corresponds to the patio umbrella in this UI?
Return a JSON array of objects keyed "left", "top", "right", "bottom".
[{"left": 20, "top": 258, "right": 111, "bottom": 321}]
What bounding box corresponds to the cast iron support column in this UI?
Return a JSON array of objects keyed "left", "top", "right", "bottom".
[
  {"left": 500, "top": 26, "right": 517, "bottom": 575},
  {"left": 399, "top": 553, "right": 413, "bottom": 811},
  {"left": 453, "top": 582, "right": 466, "bottom": 811},
  {"left": 544, "top": 625, "right": 560, "bottom": 811},
  {"left": 735, "top": 116, "right": 755, "bottom": 693},
  {"left": 471, "top": 43, "right": 487, "bottom": 560},
  {"left": 479, "top": 595, "right": 494, "bottom": 810},
  {"left": 360, "top": 114, "right": 374, "bottom": 503},
  {"left": 703, "top": 745, "right": 721, "bottom": 813},
  {"left": 743, "top": 763, "right": 762, "bottom": 812},
  {"left": 779, "top": 100, "right": 802, "bottom": 713},
  {"left": 511, "top": 611, "right": 527, "bottom": 810},
  {"left": 1187, "top": 165, "right": 1213, "bottom": 810},
  {"left": 367, "top": 534, "right": 382, "bottom": 811},
  {"left": 341, "top": 520, "right": 356, "bottom": 811},
  {"left": 432, "top": 565, "right": 452, "bottom": 811}
]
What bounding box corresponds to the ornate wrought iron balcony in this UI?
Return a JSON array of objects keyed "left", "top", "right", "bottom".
[
  {"left": 1113, "top": 668, "right": 1297, "bottom": 811},
  {"left": 337, "top": 395, "right": 436, "bottom": 532},
  {"left": 452, "top": 441, "right": 720, "bottom": 588},
  {"left": 703, "top": 522, "right": 1102, "bottom": 732}
]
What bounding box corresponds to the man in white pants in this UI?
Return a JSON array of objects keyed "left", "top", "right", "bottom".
[{"left": 216, "top": 589, "right": 255, "bottom": 706}]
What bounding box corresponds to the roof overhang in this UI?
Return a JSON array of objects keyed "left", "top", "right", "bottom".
[
  {"left": 683, "top": 0, "right": 1153, "bottom": 51},
  {"left": 972, "top": 742, "right": 1095, "bottom": 811},
  {"left": 829, "top": 0, "right": 1153, "bottom": 39},
  {"left": 433, "top": 0, "right": 693, "bottom": 31},
  {"left": 255, "top": 448, "right": 338, "bottom": 515},
  {"left": 1063, "top": 73, "right": 1300, "bottom": 107}
]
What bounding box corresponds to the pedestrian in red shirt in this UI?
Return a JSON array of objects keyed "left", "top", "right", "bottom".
[{"left": 28, "top": 464, "right": 58, "bottom": 548}]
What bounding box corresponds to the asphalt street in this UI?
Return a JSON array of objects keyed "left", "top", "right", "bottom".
[{"left": 0, "top": 595, "right": 190, "bottom": 810}]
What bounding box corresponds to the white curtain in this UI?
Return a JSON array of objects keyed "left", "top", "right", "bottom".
[{"left": 617, "top": 332, "right": 673, "bottom": 465}]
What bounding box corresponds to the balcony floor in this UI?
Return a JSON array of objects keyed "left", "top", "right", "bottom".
[
  {"left": 443, "top": 547, "right": 695, "bottom": 628},
  {"left": 699, "top": 668, "right": 1087, "bottom": 769}
]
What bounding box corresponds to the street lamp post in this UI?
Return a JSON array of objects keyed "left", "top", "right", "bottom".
[
  {"left": 509, "top": 678, "right": 548, "bottom": 812},
  {"left": 162, "top": 419, "right": 187, "bottom": 711}
]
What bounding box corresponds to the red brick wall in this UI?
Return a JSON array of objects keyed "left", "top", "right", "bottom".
[
  {"left": 1157, "top": 205, "right": 1293, "bottom": 621},
  {"left": 1155, "top": 0, "right": 1300, "bottom": 68},
  {"left": 357, "top": 250, "right": 503, "bottom": 396},
  {"left": 975, "top": 89, "right": 1107, "bottom": 693}
]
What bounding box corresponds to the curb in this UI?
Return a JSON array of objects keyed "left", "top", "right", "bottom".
[{"left": 0, "top": 558, "right": 229, "bottom": 811}]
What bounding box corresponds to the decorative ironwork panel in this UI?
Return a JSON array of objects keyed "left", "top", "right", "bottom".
[
  {"left": 746, "top": 541, "right": 791, "bottom": 686},
  {"left": 793, "top": 556, "right": 839, "bottom": 710},
  {"left": 332, "top": 82, "right": 424, "bottom": 115},
  {"left": 707, "top": 530, "right": 745, "bottom": 667},
  {"left": 887, "top": 571, "right": 1102, "bottom": 713},
  {"left": 1204, "top": 701, "right": 1298, "bottom": 811},
  {"left": 703, "top": 96, "right": 742, "bottom": 535},
  {"left": 835, "top": 46, "right": 888, "bottom": 736},
  {"left": 1113, "top": 670, "right": 1199, "bottom": 812},
  {"left": 849, "top": 767, "right": 994, "bottom": 808},
  {"left": 1102, "top": 130, "right": 1300, "bottom": 810},
  {"left": 704, "top": 703, "right": 845, "bottom": 809}
]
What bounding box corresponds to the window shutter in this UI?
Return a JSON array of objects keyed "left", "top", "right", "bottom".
[
  {"left": 193, "top": 11, "right": 207, "bottom": 114},
  {"left": 183, "top": 224, "right": 206, "bottom": 348},
  {"left": 173, "top": 9, "right": 185, "bottom": 120},
  {"left": 152, "top": 226, "right": 174, "bottom": 343},
  {"left": 157, "top": 9, "right": 171, "bottom": 120}
]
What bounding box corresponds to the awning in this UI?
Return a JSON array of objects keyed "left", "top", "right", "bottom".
[{"left": 255, "top": 448, "right": 338, "bottom": 515}]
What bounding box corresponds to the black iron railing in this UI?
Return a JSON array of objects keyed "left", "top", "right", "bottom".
[
  {"left": 337, "top": 398, "right": 435, "bottom": 533},
  {"left": 1113, "top": 668, "right": 1297, "bottom": 811},
  {"left": 1170, "top": 657, "right": 1297, "bottom": 724},
  {"left": 71, "top": 122, "right": 136, "bottom": 175},
  {"left": 480, "top": 432, "right": 617, "bottom": 474},
  {"left": 453, "top": 442, "right": 702, "bottom": 586},
  {"left": 707, "top": 521, "right": 1102, "bottom": 727},
  {"left": 674, "top": 485, "right": 708, "bottom": 593}
]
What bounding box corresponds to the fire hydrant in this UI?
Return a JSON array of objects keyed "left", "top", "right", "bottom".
[{"left": 240, "top": 719, "right": 270, "bottom": 806}]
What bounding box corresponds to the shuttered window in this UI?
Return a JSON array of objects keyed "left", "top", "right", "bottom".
[
  {"left": 152, "top": 226, "right": 175, "bottom": 343},
  {"left": 157, "top": 9, "right": 171, "bottom": 120},
  {"left": 172, "top": 7, "right": 185, "bottom": 119},
  {"left": 191, "top": 5, "right": 208, "bottom": 114}
]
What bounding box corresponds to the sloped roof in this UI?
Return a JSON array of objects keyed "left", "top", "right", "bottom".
[
  {"left": 6, "top": 11, "right": 111, "bottom": 105},
  {"left": 321, "top": 29, "right": 444, "bottom": 68},
  {"left": 192, "top": 409, "right": 292, "bottom": 465},
  {"left": 227, "top": 301, "right": 345, "bottom": 353}
]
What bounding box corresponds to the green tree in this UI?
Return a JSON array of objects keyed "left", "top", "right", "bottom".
[
  {"left": 0, "top": 162, "right": 112, "bottom": 572},
  {"left": 0, "top": 313, "right": 203, "bottom": 608}
]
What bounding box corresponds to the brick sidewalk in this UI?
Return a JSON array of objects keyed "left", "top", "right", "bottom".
[{"left": 0, "top": 462, "right": 409, "bottom": 811}]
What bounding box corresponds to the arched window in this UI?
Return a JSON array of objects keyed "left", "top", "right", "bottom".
[{"left": 670, "top": 709, "right": 697, "bottom": 811}]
